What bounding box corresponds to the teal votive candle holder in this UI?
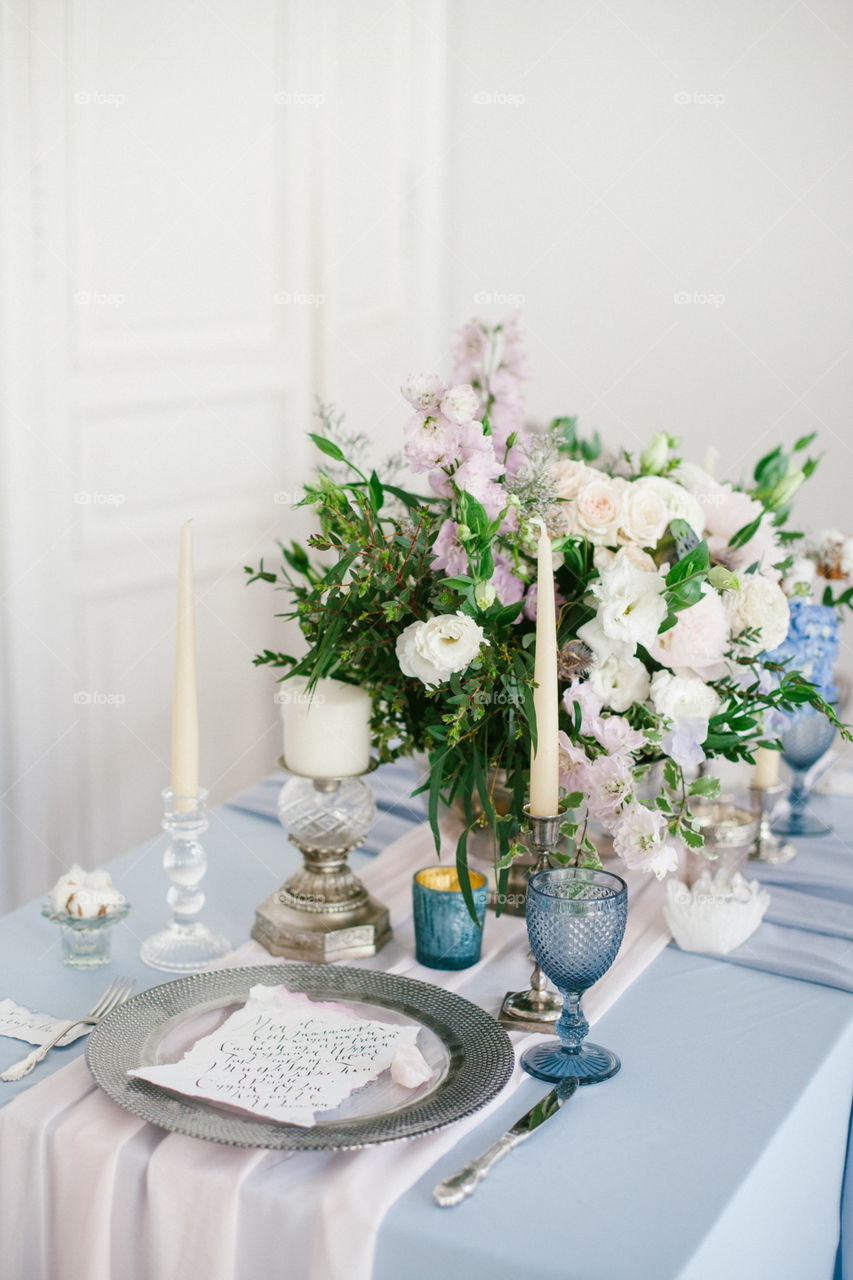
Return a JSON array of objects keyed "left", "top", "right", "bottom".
[{"left": 412, "top": 866, "right": 487, "bottom": 970}]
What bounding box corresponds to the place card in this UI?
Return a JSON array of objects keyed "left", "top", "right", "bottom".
[
  {"left": 128, "top": 984, "right": 432, "bottom": 1127},
  {"left": 0, "top": 998, "right": 88, "bottom": 1047}
]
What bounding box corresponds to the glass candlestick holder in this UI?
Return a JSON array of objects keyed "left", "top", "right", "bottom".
[
  {"left": 499, "top": 807, "right": 566, "bottom": 1034},
  {"left": 140, "top": 789, "right": 231, "bottom": 972},
  {"left": 251, "top": 758, "right": 392, "bottom": 962}
]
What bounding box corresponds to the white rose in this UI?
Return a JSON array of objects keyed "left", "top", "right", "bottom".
[
  {"left": 439, "top": 383, "right": 480, "bottom": 425},
  {"left": 650, "top": 670, "right": 720, "bottom": 722},
  {"left": 725, "top": 573, "right": 790, "bottom": 655},
  {"left": 396, "top": 612, "right": 487, "bottom": 687},
  {"left": 589, "top": 653, "right": 651, "bottom": 713},
  {"left": 592, "top": 559, "right": 667, "bottom": 649},
  {"left": 634, "top": 475, "right": 705, "bottom": 538},
  {"left": 401, "top": 373, "right": 445, "bottom": 413},
  {"left": 619, "top": 482, "right": 670, "bottom": 547},
  {"left": 573, "top": 476, "right": 624, "bottom": 544},
  {"left": 551, "top": 458, "right": 590, "bottom": 500}
]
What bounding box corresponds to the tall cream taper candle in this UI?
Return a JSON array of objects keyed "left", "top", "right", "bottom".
[
  {"left": 171, "top": 521, "right": 199, "bottom": 803},
  {"left": 529, "top": 520, "right": 560, "bottom": 816}
]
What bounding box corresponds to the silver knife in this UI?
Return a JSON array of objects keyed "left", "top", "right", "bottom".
[{"left": 433, "top": 1076, "right": 579, "bottom": 1207}]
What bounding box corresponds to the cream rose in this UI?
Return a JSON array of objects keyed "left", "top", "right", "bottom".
[
  {"left": 396, "top": 612, "right": 487, "bottom": 687},
  {"left": 634, "top": 475, "right": 705, "bottom": 538},
  {"left": 573, "top": 475, "right": 624, "bottom": 544},
  {"left": 725, "top": 574, "right": 790, "bottom": 655},
  {"left": 619, "top": 482, "right": 670, "bottom": 547},
  {"left": 551, "top": 458, "right": 591, "bottom": 500}
]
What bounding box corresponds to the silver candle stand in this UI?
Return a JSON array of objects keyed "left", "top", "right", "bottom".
[
  {"left": 251, "top": 757, "right": 392, "bottom": 962},
  {"left": 748, "top": 784, "right": 797, "bottom": 865},
  {"left": 498, "top": 807, "right": 565, "bottom": 1034}
]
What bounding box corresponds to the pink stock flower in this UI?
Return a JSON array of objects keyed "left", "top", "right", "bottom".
[
  {"left": 440, "top": 384, "right": 481, "bottom": 426},
  {"left": 594, "top": 716, "right": 647, "bottom": 756},
  {"left": 490, "top": 554, "right": 525, "bottom": 606},
  {"left": 401, "top": 373, "right": 445, "bottom": 413},
  {"left": 585, "top": 753, "right": 633, "bottom": 820},
  {"left": 612, "top": 803, "right": 679, "bottom": 879},
  {"left": 558, "top": 731, "right": 589, "bottom": 793},
  {"left": 431, "top": 519, "right": 469, "bottom": 577},
  {"left": 403, "top": 413, "right": 458, "bottom": 474},
  {"left": 562, "top": 679, "right": 603, "bottom": 736},
  {"left": 451, "top": 321, "right": 490, "bottom": 381}
]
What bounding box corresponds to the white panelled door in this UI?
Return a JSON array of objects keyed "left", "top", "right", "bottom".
[{"left": 0, "top": 0, "right": 449, "bottom": 911}]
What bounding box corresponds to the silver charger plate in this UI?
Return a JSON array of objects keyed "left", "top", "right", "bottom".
[{"left": 85, "top": 963, "right": 514, "bottom": 1149}]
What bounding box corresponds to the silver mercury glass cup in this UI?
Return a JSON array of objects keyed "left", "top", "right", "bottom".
[{"left": 499, "top": 808, "right": 565, "bottom": 1033}]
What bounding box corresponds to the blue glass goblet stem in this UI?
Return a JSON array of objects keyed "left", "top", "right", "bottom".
[
  {"left": 520, "top": 867, "right": 628, "bottom": 1086},
  {"left": 772, "top": 712, "right": 836, "bottom": 839}
]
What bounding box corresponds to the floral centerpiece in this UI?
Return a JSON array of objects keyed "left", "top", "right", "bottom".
[{"left": 248, "top": 314, "right": 846, "bottom": 912}]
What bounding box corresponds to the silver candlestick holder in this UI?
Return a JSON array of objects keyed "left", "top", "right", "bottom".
[
  {"left": 140, "top": 788, "right": 231, "bottom": 972},
  {"left": 749, "top": 784, "right": 797, "bottom": 865},
  {"left": 499, "top": 807, "right": 565, "bottom": 1033},
  {"left": 251, "top": 758, "right": 392, "bottom": 962}
]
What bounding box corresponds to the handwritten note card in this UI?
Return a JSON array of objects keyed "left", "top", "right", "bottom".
[
  {"left": 0, "top": 999, "right": 88, "bottom": 1047},
  {"left": 128, "top": 984, "right": 432, "bottom": 1127}
]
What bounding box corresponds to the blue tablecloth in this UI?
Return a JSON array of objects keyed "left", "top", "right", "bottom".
[{"left": 1, "top": 763, "right": 852, "bottom": 1280}]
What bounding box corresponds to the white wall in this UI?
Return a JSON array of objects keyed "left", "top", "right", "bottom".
[
  {"left": 1, "top": 0, "right": 851, "bottom": 911},
  {"left": 440, "top": 0, "right": 853, "bottom": 530}
]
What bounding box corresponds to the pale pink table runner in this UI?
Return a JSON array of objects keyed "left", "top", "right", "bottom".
[{"left": 0, "top": 823, "right": 670, "bottom": 1280}]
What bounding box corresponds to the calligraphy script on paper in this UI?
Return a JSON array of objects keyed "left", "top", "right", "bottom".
[
  {"left": 0, "top": 998, "right": 88, "bottom": 1047},
  {"left": 128, "top": 985, "right": 431, "bottom": 1127}
]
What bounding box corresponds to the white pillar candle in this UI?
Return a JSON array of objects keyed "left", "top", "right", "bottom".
[
  {"left": 753, "top": 747, "right": 780, "bottom": 789},
  {"left": 171, "top": 521, "right": 199, "bottom": 802},
  {"left": 529, "top": 521, "right": 560, "bottom": 816},
  {"left": 281, "top": 677, "right": 372, "bottom": 777}
]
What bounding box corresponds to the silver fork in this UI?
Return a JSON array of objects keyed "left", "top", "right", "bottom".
[{"left": 0, "top": 977, "right": 135, "bottom": 1082}]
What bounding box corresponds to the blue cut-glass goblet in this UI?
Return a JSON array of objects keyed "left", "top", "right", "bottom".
[
  {"left": 520, "top": 867, "right": 628, "bottom": 1086},
  {"left": 771, "top": 711, "right": 836, "bottom": 838}
]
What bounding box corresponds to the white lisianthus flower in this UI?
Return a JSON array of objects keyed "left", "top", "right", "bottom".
[
  {"left": 619, "top": 482, "right": 670, "bottom": 547},
  {"left": 401, "top": 373, "right": 445, "bottom": 413},
  {"left": 576, "top": 616, "right": 633, "bottom": 663},
  {"left": 650, "top": 670, "right": 721, "bottom": 723},
  {"left": 592, "top": 558, "right": 667, "bottom": 649},
  {"left": 589, "top": 653, "right": 651, "bottom": 713},
  {"left": 439, "top": 383, "right": 480, "bottom": 425},
  {"left": 633, "top": 475, "right": 705, "bottom": 538},
  {"left": 396, "top": 612, "right": 488, "bottom": 687},
  {"left": 612, "top": 803, "right": 679, "bottom": 879},
  {"left": 725, "top": 573, "right": 790, "bottom": 655},
  {"left": 572, "top": 475, "right": 624, "bottom": 544}
]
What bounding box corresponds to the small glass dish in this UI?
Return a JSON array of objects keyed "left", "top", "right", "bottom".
[{"left": 42, "top": 901, "right": 130, "bottom": 968}]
